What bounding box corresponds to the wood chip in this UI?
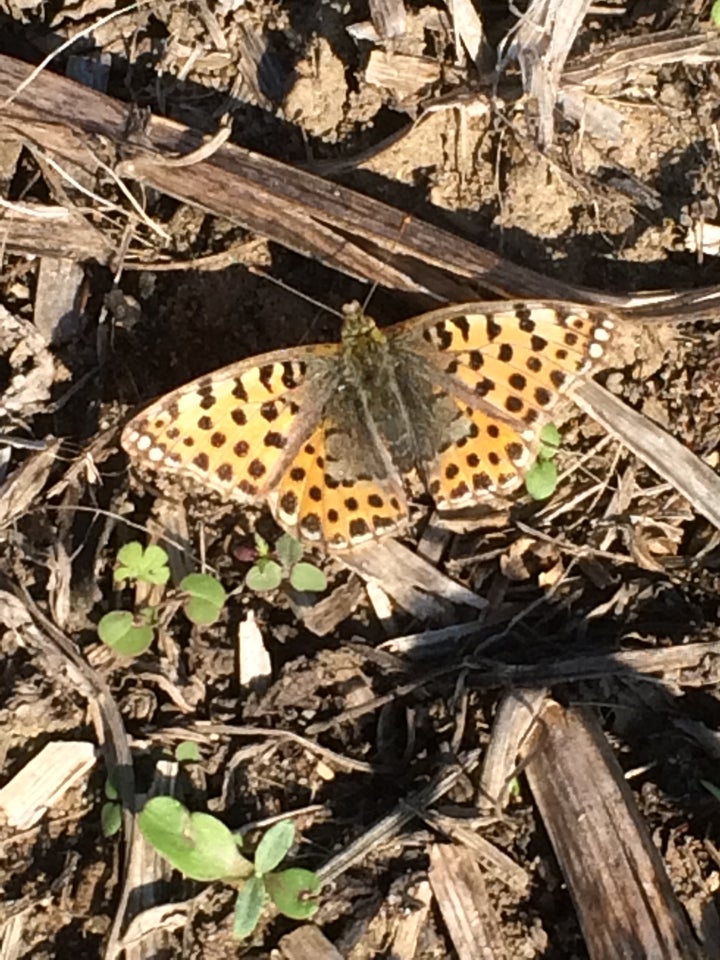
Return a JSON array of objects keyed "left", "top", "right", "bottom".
[
  {"left": 238, "top": 609, "right": 272, "bottom": 689},
  {"left": 369, "top": 0, "right": 407, "bottom": 39},
  {"left": 0, "top": 740, "right": 95, "bottom": 829},
  {"left": 279, "top": 924, "right": 344, "bottom": 960},
  {"left": 389, "top": 879, "right": 432, "bottom": 959}
]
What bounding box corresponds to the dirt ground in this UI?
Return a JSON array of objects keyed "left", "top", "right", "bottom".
[{"left": 3, "top": 1, "right": 720, "bottom": 958}]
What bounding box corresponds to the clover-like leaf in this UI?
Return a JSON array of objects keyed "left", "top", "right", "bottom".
[
  {"left": 98, "top": 610, "right": 154, "bottom": 656},
  {"left": 289, "top": 562, "right": 327, "bottom": 593},
  {"left": 114, "top": 542, "right": 170, "bottom": 585},
  {"left": 265, "top": 868, "right": 321, "bottom": 920},
  {"left": 139, "top": 796, "right": 253, "bottom": 882},
  {"left": 245, "top": 560, "right": 283, "bottom": 592},
  {"left": 254, "top": 820, "right": 295, "bottom": 876},
  {"left": 233, "top": 875, "right": 267, "bottom": 939},
  {"left": 180, "top": 573, "right": 226, "bottom": 625},
  {"left": 525, "top": 459, "right": 558, "bottom": 501}
]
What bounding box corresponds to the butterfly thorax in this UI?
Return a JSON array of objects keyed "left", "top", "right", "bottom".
[{"left": 310, "top": 305, "right": 465, "bottom": 483}]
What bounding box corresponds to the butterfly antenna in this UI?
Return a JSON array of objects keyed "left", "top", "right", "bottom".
[
  {"left": 246, "top": 265, "right": 345, "bottom": 320},
  {"left": 361, "top": 281, "right": 380, "bottom": 314}
]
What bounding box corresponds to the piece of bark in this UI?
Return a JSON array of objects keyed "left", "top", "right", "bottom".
[
  {"left": 520, "top": 699, "right": 706, "bottom": 960},
  {"left": 34, "top": 256, "right": 85, "bottom": 344},
  {"left": 429, "top": 843, "right": 511, "bottom": 960},
  {"left": 0, "top": 201, "right": 114, "bottom": 263}
]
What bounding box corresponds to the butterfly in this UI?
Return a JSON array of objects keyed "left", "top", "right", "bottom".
[{"left": 121, "top": 300, "right": 614, "bottom": 551}]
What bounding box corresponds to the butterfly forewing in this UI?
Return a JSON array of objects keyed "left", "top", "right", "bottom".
[{"left": 122, "top": 345, "right": 335, "bottom": 502}]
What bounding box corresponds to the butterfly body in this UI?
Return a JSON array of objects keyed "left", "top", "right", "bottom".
[{"left": 122, "top": 300, "right": 614, "bottom": 550}]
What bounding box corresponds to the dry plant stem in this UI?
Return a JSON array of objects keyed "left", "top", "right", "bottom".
[
  {"left": 465, "top": 640, "right": 720, "bottom": 690},
  {"left": 520, "top": 700, "right": 706, "bottom": 960},
  {"left": 0, "top": 51, "right": 703, "bottom": 308}
]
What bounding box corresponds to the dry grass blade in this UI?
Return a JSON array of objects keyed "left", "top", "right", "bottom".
[
  {"left": 572, "top": 379, "right": 720, "bottom": 532},
  {"left": 316, "top": 749, "right": 481, "bottom": 885},
  {"left": 498, "top": 0, "right": 593, "bottom": 147}
]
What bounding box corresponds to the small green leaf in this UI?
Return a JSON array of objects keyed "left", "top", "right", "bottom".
[
  {"left": 701, "top": 779, "right": 720, "bottom": 803},
  {"left": 254, "top": 820, "right": 295, "bottom": 875},
  {"left": 115, "top": 541, "right": 170, "bottom": 585},
  {"left": 105, "top": 776, "right": 119, "bottom": 801},
  {"left": 290, "top": 562, "right": 327, "bottom": 593},
  {"left": 180, "top": 573, "right": 226, "bottom": 625},
  {"left": 139, "top": 796, "right": 253, "bottom": 882},
  {"left": 712, "top": 0, "right": 720, "bottom": 27},
  {"left": 276, "top": 533, "right": 303, "bottom": 568},
  {"left": 245, "top": 560, "right": 283, "bottom": 592},
  {"left": 254, "top": 532, "right": 271, "bottom": 558},
  {"left": 538, "top": 423, "right": 561, "bottom": 461},
  {"left": 181, "top": 573, "right": 226, "bottom": 607},
  {"left": 98, "top": 611, "right": 154, "bottom": 655},
  {"left": 265, "top": 868, "right": 320, "bottom": 920},
  {"left": 525, "top": 459, "right": 558, "bottom": 501},
  {"left": 175, "top": 740, "right": 201, "bottom": 763},
  {"left": 233, "top": 875, "right": 267, "bottom": 939},
  {"left": 101, "top": 801, "right": 122, "bottom": 837}
]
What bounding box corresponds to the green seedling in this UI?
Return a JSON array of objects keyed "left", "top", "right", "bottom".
[
  {"left": 98, "top": 542, "right": 227, "bottom": 655},
  {"left": 712, "top": 1, "right": 720, "bottom": 27},
  {"left": 174, "top": 740, "right": 201, "bottom": 763},
  {"left": 245, "top": 533, "right": 326, "bottom": 593},
  {"left": 139, "top": 797, "right": 320, "bottom": 939},
  {"left": 101, "top": 775, "right": 122, "bottom": 838},
  {"left": 525, "top": 423, "right": 562, "bottom": 501},
  {"left": 114, "top": 541, "right": 171, "bottom": 585},
  {"left": 701, "top": 779, "right": 720, "bottom": 803}
]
